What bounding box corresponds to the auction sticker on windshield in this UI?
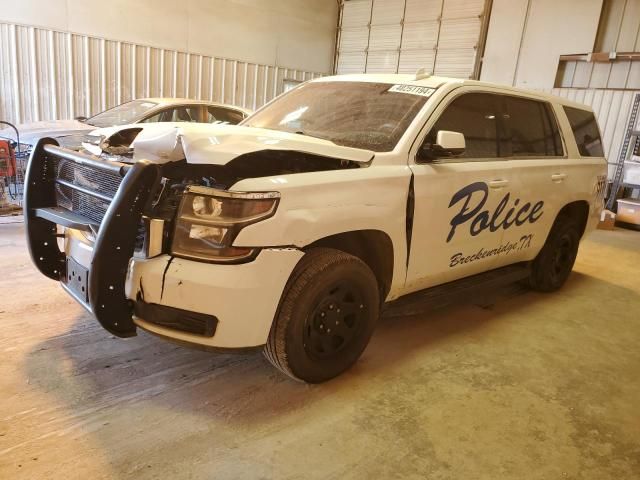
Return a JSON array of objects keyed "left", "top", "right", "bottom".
[{"left": 387, "top": 85, "right": 436, "bottom": 97}]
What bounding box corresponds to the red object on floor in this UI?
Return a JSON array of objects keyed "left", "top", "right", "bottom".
[{"left": 0, "top": 139, "right": 16, "bottom": 177}]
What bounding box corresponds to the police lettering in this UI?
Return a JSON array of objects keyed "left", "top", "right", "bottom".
[{"left": 446, "top": 182, "right": 544, "bottom": 242}]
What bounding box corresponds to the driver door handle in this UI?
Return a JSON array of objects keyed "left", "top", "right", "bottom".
[
  {"left": 551, "top": 173, "right": 567, "bottom": 183},
  {"left": 488, "top": 179, "right": 509, "bottom": 189}
]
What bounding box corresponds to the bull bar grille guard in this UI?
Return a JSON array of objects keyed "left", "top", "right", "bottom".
[{"left": 24, "top": 138, "right": 161, "bottom": 337}]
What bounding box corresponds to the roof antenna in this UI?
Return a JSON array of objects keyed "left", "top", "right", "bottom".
[{"left": 415, "top": 67, "right": 431, "bottom": 80}]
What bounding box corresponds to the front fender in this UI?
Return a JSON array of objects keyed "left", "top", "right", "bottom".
[{"left": 231, "top": 166, "right": 411, "bottom": 298}]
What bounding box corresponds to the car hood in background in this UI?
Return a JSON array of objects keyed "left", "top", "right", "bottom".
[
  {"left": 128, "top": 123, "right": 375, "bottom": 165},
  {"left": 0, "top": 120, "right": 95, "bottom": 144}
]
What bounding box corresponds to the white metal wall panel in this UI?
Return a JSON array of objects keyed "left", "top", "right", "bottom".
[
  {"left": 371, "top": 0, "right": 406, "bottom": 25},
  {"left": 0, "top": 22, "right": 325, "bottom": 125},
  {"left": 336, "top": 0, "right": 372, "bottom": 75},
  {"left": 442, "top": 0, "right": 485, "bottom": 19},
  {"left": 367, "top": 0, "right": 404, "bottom": 73},
  {"left": 398, "top": 21, "right": 439, "bottom": 72},
  {"left": 336, "top": 0, "right": 487, "bottom": 79},
  {"left": 434, "top": 2, "right": 483, "bottom": 77},
  {"left": 401, "top": 22, "right": 439, "bottom": 50},
  {"left": 398, "top": 0, "right": 441, "bottom": 74},
  {"left": 368, "top": 24, "right": 402, "bottom": 51},
  {"left": 337, "top": 52, "right": 367, "bottom": 74},
  {"left": 437, "top": 18, "right": 481, "bottom": 49},
  {"left": 339, "top": 27, "right": 370, "bottom": 52},
  {"left": 398, "top": 50, "right": 436, "bottom": 74},
  {"left": 404, "top": 0, "right": 443, "bottom": 22},
  {"left": 434, "top": 48, "right": 477, "bottom": 78},
  {"left": 342, "top": 0, "right": 374, "bottom": 27},
  {"left": 366, "top": 51, "right": 400, "bottom": 73}
]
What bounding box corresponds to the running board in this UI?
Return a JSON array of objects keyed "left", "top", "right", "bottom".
[{"left": 384, "top": 263, "right": 531, "bottom": 317}]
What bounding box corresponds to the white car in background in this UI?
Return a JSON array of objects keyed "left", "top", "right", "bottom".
[{"left": 0, "top": 98, "right": 251, "bottom": 155}]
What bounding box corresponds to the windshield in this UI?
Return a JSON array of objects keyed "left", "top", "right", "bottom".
[
  {"left": 87, "top": 100, "right": 159, "bottom": 128},
  {"left": 242, "top": 81, "right": 431, "bottom": 152}
]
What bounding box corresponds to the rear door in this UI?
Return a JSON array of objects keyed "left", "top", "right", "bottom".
[{"left": 493, "top": 95, "right": 574, "bottom": 267}]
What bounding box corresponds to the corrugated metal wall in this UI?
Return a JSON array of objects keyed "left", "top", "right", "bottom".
[
  {"left": 0, "top": 22, "right": 325, "bottom": 125},
  {"left": 335, "top": 0, "right": 488, "bottom": 78},
  {"left": 555, "top": 60, "right": 640, "bottom": 90},
  {"left": 549, "top": 87, "right": 640, "bottom": 173}
]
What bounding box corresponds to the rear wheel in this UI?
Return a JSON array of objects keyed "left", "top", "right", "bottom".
[
  {"left": 264, "top": 248, "right": 379, "bottom": 383},
  {"left": 528, "top": 217, "right": 581, "bottom": 292}
]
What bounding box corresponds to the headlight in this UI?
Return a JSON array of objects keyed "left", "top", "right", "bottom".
[{"left": 172, "top": 186, "right": 280, "bottom": 262}]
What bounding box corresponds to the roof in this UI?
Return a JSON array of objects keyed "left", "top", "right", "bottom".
[
  {"left": 136, "top": 98, "right": 253, "bottom": 114},
  {"left": 311, "top": 74, "right": 594, "bottom": 112}
]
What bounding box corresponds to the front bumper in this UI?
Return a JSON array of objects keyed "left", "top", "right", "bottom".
[
  {"left": 125, "top": 249, "right": 303, "bottom": 348},
  {"left": 64, "top": 232, "right": 303, "bottom": 348},
  {"left": 24, "top": 139, "right": 161, "bottom": 337}
]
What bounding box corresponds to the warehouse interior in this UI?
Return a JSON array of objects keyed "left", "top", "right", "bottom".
[{"left": 0, "top": 0, "right": 639, "bottom": 479}]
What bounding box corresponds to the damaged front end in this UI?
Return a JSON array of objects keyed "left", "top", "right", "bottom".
[{"left": 24, "top": 126, "right": 372, "bottom": 340}]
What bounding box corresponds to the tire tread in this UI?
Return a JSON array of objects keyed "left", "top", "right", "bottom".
[{"left": 264, "top": 248, "right": 375, "bottom": 382}]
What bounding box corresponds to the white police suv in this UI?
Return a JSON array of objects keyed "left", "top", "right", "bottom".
[{"left": 24, "top": 73, "right": 607, "bottom": 382}]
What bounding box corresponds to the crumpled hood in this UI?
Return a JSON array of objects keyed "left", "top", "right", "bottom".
[
  {"left": 128, "top": 123, "right": 375, "bottom": 165},
  {"left": 0, "top": 120, "right": 94, "bottom": 144}
]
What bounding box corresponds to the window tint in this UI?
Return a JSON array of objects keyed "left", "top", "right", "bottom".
[
  {"left": 563, "top": 106, "right": 604, "bottom": 157},
  {"left": 424, "top": 93, "right": 499, "bottom": 158},
  {"left": 506, "top": 97, "right": 563, "bottom": 157},
  {"left": 141, "top": 106, "right": 202, "bottom": 123},
  {"left": 206, "top": 107, "right": 245, "bottom": 125}
]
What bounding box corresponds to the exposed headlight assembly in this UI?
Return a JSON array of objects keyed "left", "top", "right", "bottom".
[{"left": 172, "top": 185, "right": 280, "bottom": 263}]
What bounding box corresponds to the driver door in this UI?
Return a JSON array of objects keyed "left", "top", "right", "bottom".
[{"left": 405, "top": 90, "right": 515, "bottom": 293}]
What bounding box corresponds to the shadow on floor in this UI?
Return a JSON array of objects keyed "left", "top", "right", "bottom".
[{"left": 20, "top": 271, "right": 601, "bottom": 419}]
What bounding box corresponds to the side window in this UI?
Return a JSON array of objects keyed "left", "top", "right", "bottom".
[
  {"left": 424, "top": 93, "right": 499, "bottom": 159},
  {"left": 505, "top": 97, "right": 563, "bottom": 157},
  {"left": 563, "top": 106, "right": 604, "bottom": 157},
  {"left": 141, "top": 106, "right": 202, "bottom": 123},
  {"left": 206, "top": 107, "right": 245, "bottom": 125}
]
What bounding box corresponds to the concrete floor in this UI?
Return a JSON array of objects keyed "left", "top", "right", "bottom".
[{"left": 0, "top": 220, "right": 639, "bottom": 480}]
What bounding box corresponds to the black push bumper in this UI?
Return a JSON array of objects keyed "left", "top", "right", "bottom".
[{"left": 24, "top": 138, "right": 161, "bottom": 337}]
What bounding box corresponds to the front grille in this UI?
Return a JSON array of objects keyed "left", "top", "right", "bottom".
[
  {"left": 44, "top": 147, "right": 156, "bottom": 253},
  {"left": 53, "top": 157, "right": 123, "bottom": 225}
]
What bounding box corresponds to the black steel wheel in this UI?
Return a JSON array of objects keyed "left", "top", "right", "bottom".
[
  {"left": 303, "top": 282, "right": 368, "bottom": 360},
  {"left": 528, "top": 216, "right": 580, "bottom": 292},
  {"left": 264, "top": 248, "right": 379, "bottom": 383}
]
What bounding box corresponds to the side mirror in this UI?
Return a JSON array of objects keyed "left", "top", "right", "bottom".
[
  {"left": 418, "top": 130, "right": 466, "bottom": 162},
  {"left": 75, "top": 116, "right": 88, "bottom": 122}
]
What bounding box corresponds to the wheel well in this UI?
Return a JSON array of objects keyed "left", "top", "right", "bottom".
[
  {"left": 556, "top": 200, "right": 590, "bottom": 237},
  {"left": 304, "top": 230, "right": 394, "bottom": 300}
]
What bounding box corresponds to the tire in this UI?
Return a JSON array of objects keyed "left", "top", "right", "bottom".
[
  {"left": 264, "top": 248, "right": 380, "bottom": 383},
  {"left": 528, "top": 216, "right": 581, "bottom": 292}
]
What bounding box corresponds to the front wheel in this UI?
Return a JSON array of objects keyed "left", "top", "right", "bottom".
[
  {"left": 528, "top": 217, "right": 581, "bottom": 292},
  {"left": 264, "top": 248, "right": 380, "bottom": 383}
]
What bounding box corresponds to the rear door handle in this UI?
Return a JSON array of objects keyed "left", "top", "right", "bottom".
[
  {"left": 551, "top": 173, "right": 567, "bottom": 183},
  {"left": 488, "top": 179, "right": 509, "bottom": 189}
]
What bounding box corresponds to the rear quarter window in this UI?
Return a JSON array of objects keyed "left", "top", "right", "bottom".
[
  {"left": 563, "top": 106, "right": 604, "bottom": 157},
  {"left": 505, "top": 97, "right": 563, "bottom": 157}
]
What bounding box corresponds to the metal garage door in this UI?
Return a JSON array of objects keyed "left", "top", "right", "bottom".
[{"left": 336, "top": 0, "right": 489, "bottom": 79}]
